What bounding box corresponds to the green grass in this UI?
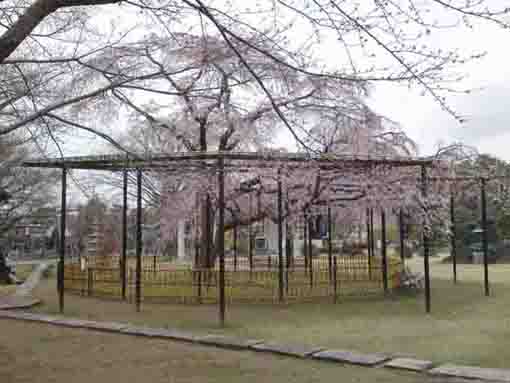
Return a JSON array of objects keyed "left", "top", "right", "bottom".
[
  {"left": 15, "top": 264, "right": 35, "bottom": 281},
  {"left": 0, "top": 319, "right": 429, "bottom": 383},
  {"left": 0, "top": 284, "right": 16, "bottom": 297},
  {"left": 30, "top": 255, "right": 510, "bottom": 368}
]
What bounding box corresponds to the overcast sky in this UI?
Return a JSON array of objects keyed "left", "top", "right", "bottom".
[
  {"left": 370, "top": 21, "right": 510, "bottom": 159},
  {"left": 58, "top": 6, "right": 510, "bottom": 204},
  {"left": 64, "top": 8, "right": 510, "bottom": 161}
]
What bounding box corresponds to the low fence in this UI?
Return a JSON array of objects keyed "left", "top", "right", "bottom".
[{"left": 63, "top": 255, "right": 402, "bottom": 304}]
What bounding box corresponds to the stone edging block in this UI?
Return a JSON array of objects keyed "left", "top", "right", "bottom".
[
  {"left": 120, "top": 326, "right": 198, "bottom": 342},
  {"left": 384, "top": 357, "right": 434, "bottom": 372},
  {"left": 251, "top": 342, "right": 325, "bottom": 358},
  {"left": 429, "top": 363, "right": 510, "bottom": 383},
  {"left": 197, "top": 335, "right": 264, "bottom": 350},
  {"left": 312, "top": 349, "right": 390, "bottom": 366}
]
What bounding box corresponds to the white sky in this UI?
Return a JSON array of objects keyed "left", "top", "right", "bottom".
[
  {"left": 369, "top": 21, "right": 510, "bottom": 159},
  {"left": 62, "top": 7, "right": 510, "bottom": 167},
  {"left": 50, "top": 4, "right": 510, "bottom": 206}
]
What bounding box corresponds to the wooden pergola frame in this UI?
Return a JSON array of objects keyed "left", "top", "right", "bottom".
[{"left": 23, "top": 151, "right": 440, "bottom": 325}]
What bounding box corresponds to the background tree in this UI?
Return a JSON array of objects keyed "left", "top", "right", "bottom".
[
  {"left": 0, "top": 136, "right": 58, "bottom": 240},
  {"left": 449, "top": 153, "right": 510, "bottom": 260}
]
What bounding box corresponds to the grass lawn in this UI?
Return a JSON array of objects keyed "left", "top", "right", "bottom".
[
  {"left": 0, "top": 319, "right": 429, "bottom": 383},
  {"left": 30, "top": 255, "right": 510, "bottom": 368},
  {"left": 0, "top": 284, "right": 16, "bottom": 297},
  {"left": 15, "top": 264, "right": 35, "bottom": 281}
]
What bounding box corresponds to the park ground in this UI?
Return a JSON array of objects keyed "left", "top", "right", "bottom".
[
  {"left": 27, "top": 255, "right": 510, "bottom": 369},
  {"left": 0, "top": 318, "right": 437, "bottom": 383},
  {"left": 0, "top": 264, "right": 35, "bottom": 297}
]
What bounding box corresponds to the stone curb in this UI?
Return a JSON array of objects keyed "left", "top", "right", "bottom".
[
  {"left": 429, "top": 364, "right": 510, "bottom": 383},
  {"left": 1, "top": 310, "right": 510, "bottom": 383},
  {"left": 251, "top": 342, "right": 325, "bottom": 358},
  {"left": 0, "top": 297, "right": 40, "bottom": 310},
  {"left": 385, "top": 357, "right": 435, "bottom": 372},
  {"left": 312, "top": 349, "right": 390, "bottom": 366}
]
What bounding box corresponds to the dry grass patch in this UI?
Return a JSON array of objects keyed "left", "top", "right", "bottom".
[
  {"left": 29, "top": 256, "right": 510, "bottom": 369},
  {"left": 0, "top": 285, "right": 16, "bottom": 297},
  {"left": 0, "top": 319, "right": 427, "bottom": 383}
]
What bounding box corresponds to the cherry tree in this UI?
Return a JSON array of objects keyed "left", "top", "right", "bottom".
[{"left": 1, "top": 0, "right": 510, "bottom": 150}]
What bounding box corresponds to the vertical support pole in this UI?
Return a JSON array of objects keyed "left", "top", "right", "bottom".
[
  {"left": 308, "top": 215, "right": 313, "bottom": 288},
  {"left": 450, "top": 191, "right": 457, "bottom": 284},
  {"left": 277, "top": 170, "right": 284, "bottom": 302},
  {"left": 366, "top": 208, "right": 372, "bottom": 280},
  {"left": 328, "top": 205, "right": 333, "bottom": 282},
  {"left": 135, "top": 168, "right": 142, "bottom": 312},
  {"left": 381, "top": 209, "right": 388, "bottom": 293},
  {"left": 249, "top": 192, "right": 253, "bottom": 272},
  {"left": 87, "top": 268, "right": 92, "bottom": 296},
  {"left": 481, "top": 178, "right": 490, "bottom": 297},
  {"left": 197, "top": 269, "right": 202, "bottom": 304},
  {"left": 285, "top": 195, "right": 291, "bottom": 291},
  {"left": 58, "top": 167, "right": 67, "bottom": 313},
  {"left": 421, "top": 164, "right": 431, "bottom": 313},
  {"left": 303, "top": 212, "right": 308, "bottom": 270},
  {"left": 233, "top": 224, "right": 238, "bottom": 272},
  {"left": 205, "top": 194, "right": 211, "bottom": 268},
  {"left": 285, "top": 196, "right": 291, "bottom": 269},
  {"left": 333, "top": 255, "right": 338, "bottom": 303},
  {"left": 218, "top": 157, "right": 226, "bottom": 326},
  {"left": 121, "top": 169, "right": 128, "bottom": 300},
  {"left": 218, "top": 157, "right": 225, "bottom": 326},
  {"left": 369, "top": 208, "right": 374, "bottom": 279},
  {"left": 399, "top": 209, "right": 405, "bottom": 266},
  {"left": 366, "top": 208, "right": 371, "bottom": 259}
]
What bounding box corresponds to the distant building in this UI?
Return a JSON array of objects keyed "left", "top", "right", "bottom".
[{"left": 7, "top": 207, "right": 59, "bottom": 258}]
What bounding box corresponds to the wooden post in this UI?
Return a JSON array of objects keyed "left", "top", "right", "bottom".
[
  {"left": 421, "top": 165, "right": 431, "bottom": 313},
  {"left": 58, "top": 167, "right": 67, "bottom": 313},
  {"left": 303, "top": 212, "right": 308, "bottom": 271},
  {"left": 285, "top": 196, "right": 291, "bottom": 294},
  {"left": 308, "top": 215, "right": 313, "bottom": 288},
  {"left": 399, "top": 209, "right": 405, "bottom": 266},
  {"left": 481, "top": 178, "right": 490, "bottom": 297},
  {"left": 277, "top": 171, "right": 284, "bottom": 302},
  {"left": 218, "top": 157, "right": 226, "bottom": 326},
  {"left": 450, "top": 191, "right": 457, "bottom": 284},
  {"left": 366, "top": 208, "right": 371, "bottom": 279},
  {"left": 249, "top": 193, "right": 253, "bottom": 273},
  {"left": 285, "top": 195, "right": 291, "bottom": 269},
  {"left": 87, "top": 268, "right": 93, "bottom": 296},
  {"left": 135, "top": 168, "right": 142, "bottom": 312},
  {"left": 197, "top": 269, "right": 202, "bottom": 304},
  {"left": 121, "top": 169, "right": 128, "bottom": 300},
  {"left": 328, "top": 205, "right": 333, "bottom": 282},
  {"left": 333, "top": 256, "right": 338, "bottom": 303},
  {"left": 233, "top": 224, "right": 238, "bottom": 272},
  {"left": 381, "top": 209, "right": 388, "bottom": 293},
  {"left": 205, "top": 194, "right": 211, "bottom": 268},
  {"left": 369, "top": 208, "right": 374, "bottom": 280}
]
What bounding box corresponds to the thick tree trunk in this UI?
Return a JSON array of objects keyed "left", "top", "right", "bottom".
[
  {"left": 0, "top": 0, "right": 122, "bottom": 63},
  {"left": 0, "top": 0, "right": 57, "bottom": 63}
]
